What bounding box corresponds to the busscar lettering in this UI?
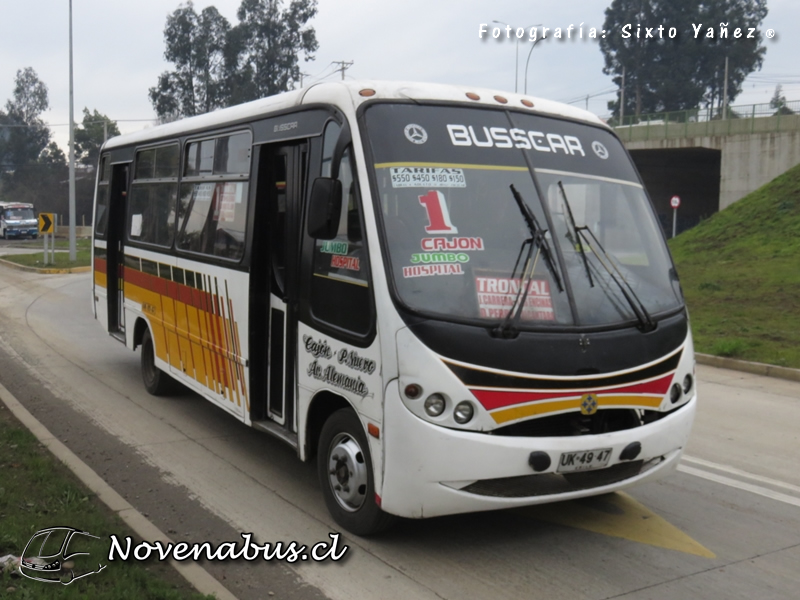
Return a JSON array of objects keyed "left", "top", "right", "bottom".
[
  {"left": 273, "top": 121, "right": 298, "bottom": 133},
  {"left": 447, "top": 124, "right": 585, "bottom": 156}
]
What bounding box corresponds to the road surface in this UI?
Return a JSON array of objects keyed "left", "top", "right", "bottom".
[{"left": 0, "top": 265, "right": 798, "bottom": 600}]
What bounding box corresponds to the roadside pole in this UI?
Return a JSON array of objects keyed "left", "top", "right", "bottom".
[{"left": 670, "top": 195, "right": 681, "bottom": 238}]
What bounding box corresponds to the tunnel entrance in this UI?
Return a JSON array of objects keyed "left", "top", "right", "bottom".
[{"left": 628, "top": 148, "right": 721, "bottom": 238}]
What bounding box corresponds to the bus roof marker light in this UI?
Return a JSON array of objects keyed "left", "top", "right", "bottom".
[
  {"left": 466, "top": 92, "right": 481, "bottom": 101},
  {"left": 359, "top": 88, "right": 376, "bottom": 97},
  {"left": 493, "top": 95, "right": 508, "bottom": 104},
  {"left": 521, "top": 99, "right": 534, "bottom": 108}
]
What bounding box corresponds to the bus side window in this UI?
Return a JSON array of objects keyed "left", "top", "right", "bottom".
[{"left": 309, "top": 142, "right": 372, "bottom": 336}]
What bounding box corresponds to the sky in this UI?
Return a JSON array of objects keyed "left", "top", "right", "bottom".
[{"left": 1, "top": 0, "right": 798, "bottom": 152}]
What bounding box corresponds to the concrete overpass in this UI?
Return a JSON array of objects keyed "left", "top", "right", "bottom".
[{"left": 615, "top": 109, "right": 800, "bottom": 236}]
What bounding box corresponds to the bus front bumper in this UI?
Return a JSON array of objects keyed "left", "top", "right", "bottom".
[
  {"left": 5, "top": 228, "right": 38, "bottom": 237},
  {"left": 380, "top": 381, "right": 696, "bottom": 519}
]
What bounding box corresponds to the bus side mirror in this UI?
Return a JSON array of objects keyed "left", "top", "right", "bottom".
[{"left": 307, "top": 177, "right": 342, "bottom": 240}]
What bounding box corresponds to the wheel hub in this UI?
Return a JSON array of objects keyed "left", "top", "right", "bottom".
[{"left": 327, "top": 434, "right": 368, "bottom": 512}]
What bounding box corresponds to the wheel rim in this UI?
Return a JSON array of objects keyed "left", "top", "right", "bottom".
[{"left": 326, "top": 432, "right": 368, "bottom": 512}]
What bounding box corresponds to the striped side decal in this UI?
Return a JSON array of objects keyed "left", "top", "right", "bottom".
[{"left": 122, "top": 257, "right": 248, "bottom": 410}]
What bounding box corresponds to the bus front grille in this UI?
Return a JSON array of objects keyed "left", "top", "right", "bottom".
[{"left": 460, "top": 461, "right": 645, "bottom": 498}]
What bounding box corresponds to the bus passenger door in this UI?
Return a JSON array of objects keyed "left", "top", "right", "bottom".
[
  {"left": 250, "top": 143, "right": 305, "bottom": 431},
  {"left": 106, "top": 163, "right": 129, "bottom": 337}
]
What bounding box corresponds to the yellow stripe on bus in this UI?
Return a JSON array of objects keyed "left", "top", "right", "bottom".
[{"left": 490, "top": 395, "right": 664, "bottom": 425}]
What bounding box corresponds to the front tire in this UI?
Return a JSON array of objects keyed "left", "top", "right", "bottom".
[
  {"left": 141, "top": 328, "right": 178, "bottom": 396},
  {"left": 318, "top": 409, "right": 395, "bottom": 536}
]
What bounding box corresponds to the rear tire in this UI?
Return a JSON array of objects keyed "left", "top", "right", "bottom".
[
  {"left": 141, "top": 328, "right": 178, "bottom": 396},
  {"left": 318, "top": 409, "right": 395, "bottom": 536}
]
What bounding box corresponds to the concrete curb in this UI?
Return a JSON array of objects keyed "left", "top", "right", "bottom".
[
  {"left": 0, "top": 256, "right": 91, "bottom": 274},
  {"left": 696, "top": 353, "right": 800, "bottom": 383},
  {"left": 0, "top": 382, "right": 238, "bottom": 600}
]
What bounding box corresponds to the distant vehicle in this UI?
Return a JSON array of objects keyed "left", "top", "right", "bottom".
[{"left": 0, "top": 201, "right": 38, "bottom": 239}]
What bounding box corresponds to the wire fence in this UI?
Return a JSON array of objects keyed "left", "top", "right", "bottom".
[{"left": 611, "top": 100, "right": 800, "bottom": 142}]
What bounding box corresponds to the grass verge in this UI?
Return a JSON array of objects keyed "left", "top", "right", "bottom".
[
  {"left": 669, "top": 162, "right": 800, "bottom": 369},
  {"left": 0, "top": 403, "right": 213, "bottom": 599},
  {"left": 1, "top": 239, "right": 92, "bottom": 270}
]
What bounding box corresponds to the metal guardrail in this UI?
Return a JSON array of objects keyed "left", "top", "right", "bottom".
[{"left": 611, "top": 100, "right": 800, "bottom": 142}]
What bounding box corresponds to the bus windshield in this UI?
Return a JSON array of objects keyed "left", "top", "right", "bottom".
[
  {"left": 4, "top": 207, "right": 35, "bottom": 220},
  {"left": 364, "top": 103, "right": 682, "bottom": 329}
]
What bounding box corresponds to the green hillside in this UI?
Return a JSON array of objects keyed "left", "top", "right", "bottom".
[{"left": 668, "top": 163, "right": 800, "bottom": 368}]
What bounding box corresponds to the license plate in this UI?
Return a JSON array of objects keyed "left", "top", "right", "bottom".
[{"left": 557, "top": 448, "right": 612, "bottom": 473}]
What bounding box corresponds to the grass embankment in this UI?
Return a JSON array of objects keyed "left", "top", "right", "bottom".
[
  {"left": 1, "top": 238, "right": 92, "bottom": 269},
  {"left": 669, "top": 163, "right": 800, "bottom": 368},
  {"left": 0, "top": 404, "right": 212, "bottom": 599}
]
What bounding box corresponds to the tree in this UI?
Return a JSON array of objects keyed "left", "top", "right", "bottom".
[
  {"left": 601, "top": 0, "right": 768, "bottom": 119},
  {"left": 0, "top": 67, "right": 51, "bottom": 171},
  {"left": 770, "top": 84, "right": 793, "bottom": 116},
  {"left": 235, "top": 0, "right": 319, "bottom": 99},
  {"left": 149, "top": 0, "right": 318, "bottom": 120},
  {"left": 74, "top": 108, "right": 121, "bottom": 167},
  {"left": 150, "top": 2, "right": 232, "bottom": 119}
]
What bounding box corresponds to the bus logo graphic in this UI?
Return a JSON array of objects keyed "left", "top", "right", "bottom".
[
  {"left": 20, "top": 527, "right": 106, "bottom": 585},
  {"left": 580, "top": 393, "right": 599, "bottom": 415},
  {"left": 592, "top": 141, "right": 609, "bottom": 160},
  {"left": 404, "top": 124, "right": 428, "bottom": 144}
]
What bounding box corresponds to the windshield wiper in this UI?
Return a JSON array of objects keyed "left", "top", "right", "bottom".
[
  {"left": 557, "top": 183, "right": 655, "bottom": 332},
  {"left": 509, "top": 184, "right": 563, "bottom": 293},
  {"left": 558, "top": 181, "right": 594, "bottom": 288},
  {"left": 493, "top": 185, "right": 563, "bottom": 338}
]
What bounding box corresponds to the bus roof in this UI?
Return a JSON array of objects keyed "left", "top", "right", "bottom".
[
  {"left": 103, "top": 80, "right": 608, "bottom": 151},
  {"left": 0, "top": 202, "right": 34, "bottom": 209}
]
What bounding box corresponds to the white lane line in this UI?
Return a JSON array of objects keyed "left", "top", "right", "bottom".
[
  {"left": 677, "top": 465, "right": 800, "bottom": 509},
  {"left": 682, "top": 455, "right": 800, "bottom": 494}
]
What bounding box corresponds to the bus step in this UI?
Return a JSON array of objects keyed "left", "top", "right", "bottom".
[{"left": 251, "top": 420, "right": 299, "bottom": 450}]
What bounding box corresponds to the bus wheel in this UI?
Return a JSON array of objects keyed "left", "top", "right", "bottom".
[
  {"left": 318, "top": 409, "right": 395, "bottom": 536},
  {"left": 141, "top": 328, "right": 177, "bottom": 396}
]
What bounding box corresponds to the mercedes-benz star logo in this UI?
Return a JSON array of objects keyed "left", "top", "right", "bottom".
[
  {"left": 404, "top": 124, "right": 428, "bottom": 144},
  {"left": 592, "top": 141, "right": 609, "bottom": 160}
]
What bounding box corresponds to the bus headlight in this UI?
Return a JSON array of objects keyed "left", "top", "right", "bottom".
[
  {"left": 424, "top": 394, "right": 446, "bottom": 417},
  {"left": 670, "top": 383, "right": 682, "bottom": 404},
  {"left": 683, "top": 374, "right": 693, "bottom": 394},
  {"left": 454, "top": 401, "right": 474, "bottom": 424}
]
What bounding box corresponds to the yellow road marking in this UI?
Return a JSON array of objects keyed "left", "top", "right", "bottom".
[{"left": 514, "top": 492, "right": 716, "bottom": 558}]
